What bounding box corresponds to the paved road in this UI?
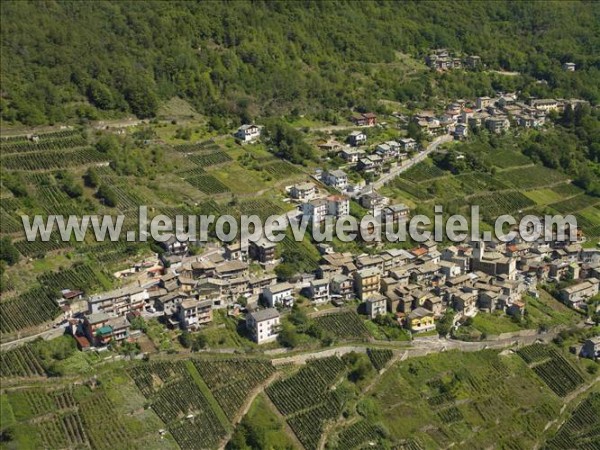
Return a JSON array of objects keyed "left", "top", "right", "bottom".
[
  {"left": 371, "top": 134, "right": 453, "bottom": 190},
  {"left": 0, "top": 326, "right": 66, "bottom": 351}
]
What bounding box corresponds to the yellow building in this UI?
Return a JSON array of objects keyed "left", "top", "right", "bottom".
[
  {"left": 354, "top": 268, "right": 381, "bottom": 300},
  {"left": 408, "top": 307, "right": 436, "bottom": 333}
]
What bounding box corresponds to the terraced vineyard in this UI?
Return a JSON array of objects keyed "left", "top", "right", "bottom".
[
  {"left": 0, "top": 288, "right": 61, "bottom": 336},
  {"left": 332, "top": 420, "right": 386, "bottom": 449},
  {"left": 543, "top": 392, "right": 600, "bottom": 449},
  {"left": 0, "top": 134, "right": 88, "bottom": 154},
  {"left": 548, "top": 194, "right": 600, "bottom": 214},
  {"left": 367, "top": 348, "right": 394, "bottom": 371},
  {"left": 1, "top": 147, "right": 107, "bottom": 170},
  {"left": 497, "top": 166, "right": 569, "bottom": 189},
  {"left": 191, "top": 358, "right": 275, "bottom": 419},
  {"left": 313, "top": 311, "right": 371, "bottom": 340},
  {"left": 400, "top": 161, "right": 447, "bottom": 183},
  {"left": 485, "top": 151, "right": 531, "bottom": 168},
  {"left": 0, "top": 345, "right": 46, "bottom": 377},
  {"left": 467, "top": 191, "right": 535, "bottom": 217},
  {"left": 267, "top": 357, "right": 347, "bottom": 450},
  {"left": 517, "top": 344, "right": 585, "bottom": 397},
  {"left": 189, "top": 150, "right": 232, "bottom": 166},
  {"left": 128, "top": 361, "right": 228, "bottom": 448}
]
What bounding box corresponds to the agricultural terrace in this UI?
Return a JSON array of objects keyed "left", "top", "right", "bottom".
[
  {"left": 313, "top": 311, "right": 372, "bottom": 341},
  {"left": 543, "top": 392, "right": 600, "bottom": 449}
]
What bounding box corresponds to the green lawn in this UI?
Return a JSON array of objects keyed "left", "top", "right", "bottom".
[
  {"left": 524, "top": 188, "right": 566, "bottom": 205},
  {"left": 471, "top": 312, "right": 522, "bottom": 335}
]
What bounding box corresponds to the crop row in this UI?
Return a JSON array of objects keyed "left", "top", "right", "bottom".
[
  {"left": 0, "top": 209, "right": 21, "bottom": 233},
  {"left": 78, "top": 389, "right": 131, "bottom": 450},
  {"left": 549, "top": 194, "right": 600, "bottom": 214},
  {"left": 173, "top": 140, "right": 219, "bottom": 153},
  {"left": 544, "top": 392, "right": 600, "bottom": 449},
  {"left": 191, "top": 358, "right": 275, "bottom": 419},
  {"left": 128, "top": 361, "right": 188, "bottom": 397},
  {"left": 313, "top": 311, "right": 371, "bottom": 341},
  {"left": 467, "top": 190, "right": 535, "bottom": 218},
  {"left": 485, "top": 151, "right": 531, "bottom": 169},
  {"left": 0, "top": 129, "right": 80, "bottom": 143},
  {"left": 239, "top": 199, "right": 284, "bottom": 220},
  {"left": 0, "top": 345, "right": 46, "bottom": 377},
  {"left": 266, "top": 356, "right": 345, "bottom": 416},
  {"left": 38, "top": 411, "right": 88, "bottom": 448},
  {"left": 287, "top": 392, "right": 344, "bottom": 450},
  {"left": 367, "top": 348, "right": 393, "bottom": 371},
  {"left": 15, "top": 239, "right": 74, "bottom": 258},
  {"left": 517, "top": 343, "right": 552, "bottom": 363},
  {"left": 0, "top": 135, "right": 88, "bottom": 154},
  {"left": 188, "top": 150, "right": 232, "bottom": 166},
  {"left": 390, "top": 178, "right": 434, "bottom": 200},
  {"left": 37, "top": 263, "right": 103, "bottom": 294},
  {"left": 185, "top": 174, "right": 230, "bottom": 194},
  {"left": 262, "top": 160, "right": 302, "bottom": 178},
  {"left": 400, "top": 162, "right": 447, "bottom": 183},
  {"left": 532, "top": 355, "right": 584, "bottom": 397},
  {"left": 1, "top": 147, "right": 107, "bottom": 171},
  {"left": 0, "top": 288, "right": 61, "bottom": 335},
  {"left": 498, "top": 165, "right": 568, "bottom": 189},
  {"left": 334, "top": 420, "right": 385, "bottom": 450}
]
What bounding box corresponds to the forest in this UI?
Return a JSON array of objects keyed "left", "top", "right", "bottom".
[{"left": 1, "top": 0, "right": 599, "bottom": 126}]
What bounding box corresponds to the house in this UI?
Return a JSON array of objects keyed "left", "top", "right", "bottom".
[
  {"left": 476, "top": 97, "right": 495, "bottom": 110},
  {"left": 350, "top": 112, "right": 377, "bottom": 126},
  {"left": 408, "top": 307, "right": 436, "bottom": 333},
  {"left": 381, "top": 204, "right": 410, "bottom": 226},
  {"left": 485, "top": 116, "right": 510, "bottom": 134},
  {"left": 347, "top": 130, "right": 367, "bottom": 147},
  {"left": 559, "top": 278, "right": 599, "bottom": 309},
  {"left": 246, "top": 308, "right": 280, "bottom": 344},
  {"left": 250, "top": 239, "right": 277, "bottom": 265},
  {"left": 354, "top": 268, "right": 381, "bottom": 301},
  {"left": 263, "top": 283, "right": 294, "bottom": 308},
  {"left": 453, "top": 123, "right": 468, "bottom": 140},
  {"left": 327, "top": 195, "right": 350, "bottom": 218},
  {"left": 562, "top": 62, "right": 576, "bottom": 72},
  {"left": 302, "top": 198, "right": 329, "bottom": 226},
  {"left": 530, "top": 99, "right": 560, "bottom": 112},
  {"left": 224, "top": 241, "right": 249, "bottom": 262},
  {"left": 360, "top": 192, "right": 389, "bottom": 212},
  {"left": 155, "top": 291, "right": 188, "bottom": 315},
  {"left": 318, "top": 139, "right": 343, "bottom": 152},
  {"left": 580, "top": 336, "right": 600, "bottom": 360},
  {"left": 88, "top": 285, "right": 149, "bottom": 316},
  {"left": 357, "top": 155, "right": 383, "bottom": 173},
  {"left": 364, "top": 294, "right": 386, "bottom": 319},
  {"left": 399, "top": 138, "right": 417, "bottom": 152},
  {"left": 215, "top": 260, "right": 248, "bottom": 280},
  {"left": 159, "top": 234, "right": 189, "bottom": 255},
  {"left": 330, "top": 274, "right": 354, "bottom": 300},
  {"left": 423, "top": 296, "right": 443, "bottom": 316},
  {"left": 290, "top": 182, "right": 317, "bottom": 202},
  {"left": 177, "top": 298, "right": 212, "bottom": 329},
  {"left": 466, "top": 55, "right": 481, "bottom": 68},
  {"left": 340, "top": 148, "right": 365, "bottom": 163},
  {"left": 307, "top": 279, "right": 330, "bottom": 303},
  {"left": 323, "top": 170, "right": 348, "bottom": 190},
  {"left": 235, "top": 124, "right": 261, "bottom": 142}
]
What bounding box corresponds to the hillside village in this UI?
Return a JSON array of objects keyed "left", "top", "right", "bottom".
[{"left": 22, "top": 89, "right": 597, "bottom": 356}]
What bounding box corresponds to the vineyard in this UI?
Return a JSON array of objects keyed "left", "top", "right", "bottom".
[
  {"left": 267, "top": 356, "right": 347, "bottom": 450},
  {"left": 517, "top": 344, "right": 585, "bottom": 397},
  {"left": 391, "top": 178, "right": 435, "bottom": 200},
  {"left": 400, "top": 162, "right": 447, "bottom": 183},
  {"left": 497, "top": 166, "right": 568, "bottom": 189},
  {"left": 191, "top": 358, "right": 275, "bottom": 419},
  {"left": 128, "top": 361, "right": 229, "bottom": 448},
  {"left": 189, "top": 150, "right": 232, "bottom": 166},
  {"left": 185, "top": 173, "right": 230, "bottom": 194},
  {"left": 1, "top": 147, "right": 107, "bottom": 170},
  {"left": 548, "top": 194, "right": 600, "bottom": 214},
  {"left": 332, "top": 420, "right": 386, "bottom": 449},
  {"left": 78, "top": 388, "right": 132, "bottom": 450},
  {"left": 313, "top": 311, "right": 371, "bottom": 341},
  {"left": 485, "top": 151, "right": 532, "bottom": 169},
  {"left": 367, "top": 348, "right": 394, "bottom": 371},
  {"left": 14, "top": 238, "right": 73, "bottom": 258},
  {"left": 262, "top": 160, "right": 302, "bottom": 178},
  {"left": 467, "top": 191, "right": 535, "bottom": 217},
  {"left": 0, "top": 135, "right": 87, "bottom": 154},
  {"left": 543, "top": 392, "right": 600, "bottom": 449},
  {"left": 0, "top": 345, "right": 46, "bottom": 377},
  {"left": 37, "top": 263, "right": 104, "bottom": 293},
  {"left": 0, "top": 288, "right": 61, "bottom": 335},
  {"left": 550, "top": 183, "right": 583, "bottom": 198},
  {"left": 173, "top": 140, "right": 218, "bottom": 153}
]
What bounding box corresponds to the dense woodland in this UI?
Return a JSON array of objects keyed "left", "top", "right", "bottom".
[{"left": 1, "top": 1, "right": 600, "bottom": 125}]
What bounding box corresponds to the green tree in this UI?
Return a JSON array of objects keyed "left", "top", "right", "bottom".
[{"left": 0, "top": 238, "right": 19, "bottom": 266}]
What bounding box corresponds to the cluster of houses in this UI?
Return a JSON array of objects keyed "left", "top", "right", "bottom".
[
  {"left": 66, "top": 211, "right": 600, "bottom": 349},
  {"left": 425, "top": 49, "right": 481, "bottom": 71},
  {"left": 413, "top": 94, "right": 590, "bottom": 138}
]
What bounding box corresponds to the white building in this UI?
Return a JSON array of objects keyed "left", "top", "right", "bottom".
[
  {"left": 88, "top": 285, "right": 149, "bottom": 316},
  {"left": 302, "top": 198, "right": 328, "bottom": 226},
  {"left": 399, "top": 138, "right": 417, "bottom": 151},
  {"left": 290, "top": 182, "right": 317, "bottom": 202},
  {"left": 246, "top": 308, "right": 280, "bottom": 344},
  {"left": 323, "top": 169, "right": 348, "bottom": 190},
  {"left": 327, "top": 195, "right": 350, "bottom": 218},
  {"left": 235, "top": 124, "right": 261, "bottom": 142},
  {"left": 308, "top": 279, "right": 330, "bottom": 303},
  {"left": 263, "top": 283, "right": 294, "bottom": 308}
]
